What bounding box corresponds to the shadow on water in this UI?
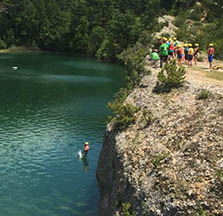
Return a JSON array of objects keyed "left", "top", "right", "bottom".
[{"left": 82, "top": 157, "right": 89, "bottom": 173}]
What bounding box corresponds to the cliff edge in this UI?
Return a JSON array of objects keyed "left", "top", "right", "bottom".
[{"left": 97, "top": 65, "right": 223, "bottom": 216}]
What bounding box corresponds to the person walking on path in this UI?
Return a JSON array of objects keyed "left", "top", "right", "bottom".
[
  {"left": 184, "top": 44, "right": 189, "bottom": 65},
  {"left": 208, "top": 43, "right": 215, "bottom": 69},
  {"left": 159, "top": 38, "right": 169, "bottom": 68},
  {"left": 168, "top": 38, "right": 175, "bottom": 60},
  {"left": 176, "top": 44, "right": 183, "bottom": 66},
  {"left": 188, "top": 44, "right": 194, "bottom": 67}
]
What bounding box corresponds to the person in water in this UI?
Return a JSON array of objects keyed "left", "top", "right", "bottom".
[{"left": 82, "top": 142, "right": 90, "bottom": 157}]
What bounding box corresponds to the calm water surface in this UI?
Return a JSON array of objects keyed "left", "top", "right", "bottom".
[{"left": 0, "top": 53, "right": 125, "bottom": 216}]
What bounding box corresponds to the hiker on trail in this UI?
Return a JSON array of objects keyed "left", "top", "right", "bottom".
[
  {"left": 150, "top": 49, "right": 160, "bottom": 68},
  {"left": 184, "top": 44, "right": 189, "bottom": 65},
  {"left": 173, "top": 37, "right": 178, "bottom": 57},
  {"left": 173, "top": 37, "right": 178, "bottom": 47},
  {"left": 156, "top": 36, "right": 163, "bottom": 49},
  {"left": 159, "top": 38, "right": 169, "bottom": 68},
  {"left": 208, "top": 43, "right": 215, "bottom": 69},
  {"left": 168, "top": 38, "right": 175, "bottom": 60},
  {"left": 188, "top": 44, "right": 194, "bottom": 67},
  {"left": 193, "top": 43, "right": 199, "bottom": 65},
  {"left": 176, "top": 44, "right": 183, "bottom": 66}
]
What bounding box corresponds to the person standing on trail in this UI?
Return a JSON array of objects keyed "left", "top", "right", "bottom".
[
  {"left": 193, "top": 43, "right": 199, "bottom": 65},
  {"left": 168, "top": 38, "right": 175, "bottom": 60},
  {"left": 184, "top": 44, "right": 189, "bottom": 65},
  {"left": 173, "top": 37, "right": 178, "bottom": 57},
  {"left": 159, "top": 38, "right": 169, "bottom": 68},
  {"left": 176, "top": 44, "right": 183, "bottom": 66},
  {"left": 188, "top": 44, "right": 194, "bottom": 67},
  {"left": 208, "top": 43, "right": 215, "bottom": 69}
]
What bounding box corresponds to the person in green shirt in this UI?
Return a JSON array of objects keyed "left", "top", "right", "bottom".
[
  {"left": 149, "top": 49, "right": 160, "bottom": 68},
  {"left": 160, "top": 38, "right": 169, "bottom": 68},
  {"left": 150, "top": 50, "right": 160, "bottom": 60}
]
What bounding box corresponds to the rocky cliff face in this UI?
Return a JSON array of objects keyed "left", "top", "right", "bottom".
[{"left": 96, "top": 67, "right": 223, "bottom": 216}]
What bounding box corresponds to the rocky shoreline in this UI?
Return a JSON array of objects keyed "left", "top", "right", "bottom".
[{"left": 96, "top": 66, "right": 223, "bottom": 216}]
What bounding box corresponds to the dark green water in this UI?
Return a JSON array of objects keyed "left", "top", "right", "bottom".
[{"left": 0, "top": 53, "right": 124, "bottom": 216}]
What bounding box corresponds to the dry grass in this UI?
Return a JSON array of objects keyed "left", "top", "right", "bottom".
[
  {"left": 207, "top": 71, "right": 223, "bottom": 81},
  {"left": 0, "top": 46, "right": 41, "bottom": 53}
]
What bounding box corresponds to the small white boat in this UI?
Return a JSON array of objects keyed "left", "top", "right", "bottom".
[{"left": 12, "top": 66, "right": 18, "bottom": 70}]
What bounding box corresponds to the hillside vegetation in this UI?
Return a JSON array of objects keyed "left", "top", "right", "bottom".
[{"left": 0, "top": 1, "right": 223, "bottom": 61}]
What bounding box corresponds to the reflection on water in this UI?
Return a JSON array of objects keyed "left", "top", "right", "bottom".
[
  {"left": 0, "top": 53, "right": 124, "bottom": 216},
  {"left": 82, "top": 158, "right": 89, "bottom": 173}
]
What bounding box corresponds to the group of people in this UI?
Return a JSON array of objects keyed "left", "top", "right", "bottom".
[{"left": 150, "top": 36, "right": 215, "bottom": 69}]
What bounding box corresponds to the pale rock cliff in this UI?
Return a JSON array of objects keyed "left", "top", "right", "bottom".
[{"left": 97, "top": 67, "right": 223, "bottom": 216}]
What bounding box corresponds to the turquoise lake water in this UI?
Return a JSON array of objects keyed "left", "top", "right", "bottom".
[{"left": 0, "top": 53, "right": 125, "bottom": 216}]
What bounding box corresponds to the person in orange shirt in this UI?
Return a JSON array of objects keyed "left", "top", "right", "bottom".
[
  {"left": 83, "top": 142, "right": 90, "bottom": 157},
  {"left": 176, "top": 44, "right": 183, "bottom": 66}
]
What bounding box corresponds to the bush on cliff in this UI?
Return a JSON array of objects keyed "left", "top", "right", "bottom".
[
  {"left": 118, "top": 42, "right": 149, "bottom": 89},
  {"left": 120, "top": 202, "right": 136, "bottom": 216},
  {"left": 107, "top": 42, "right": 149, "bottom": 130},
  {"left": 154, "top": 60, "right": 186, "bottom": 93},
  {"left": 108, "top": 102, "right": 140, "bottom": 131}
]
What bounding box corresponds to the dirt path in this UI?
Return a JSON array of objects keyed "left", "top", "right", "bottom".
[
  {"left": 186, "top": 61, "right": 223, "bottom": 85},
  {"left": 182, "top": 60, "right": 223, "bottom": 94}
]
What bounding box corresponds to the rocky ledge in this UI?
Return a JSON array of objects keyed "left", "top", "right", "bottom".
[{"left": 96, "top": 67, "right": 223, "bottom": 216}]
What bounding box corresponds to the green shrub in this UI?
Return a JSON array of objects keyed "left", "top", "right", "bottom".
[
  {"left": 139, "top": 109, "right": 153, "bottom": 129},
  {"left": 216, "top": 168, "right": 223, "bottom": 191},
  {"left": 117, "top": 42, "right": 149, "bottom": 89},
  {"left": 0, "top": 39, "right": 7, "bottom": 49},
  {"left": 108, "top": 103, "right": 140, "bottom": 131},
  {"left": 152, "top": 153, "right": 169, "bottom": 169},
  {"left": 154, "top": 60, "right": 186, "bottom": 93},
  {"left": 196, "top": 89, "right": 210, "bottom": 100},
  {"left": 119, "top": 202, "right": 136, "bottom": 216}
]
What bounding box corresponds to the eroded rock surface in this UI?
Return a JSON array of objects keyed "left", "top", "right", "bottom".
[{"left": 97, "top": 67, "right": 223, "bottom": 216}]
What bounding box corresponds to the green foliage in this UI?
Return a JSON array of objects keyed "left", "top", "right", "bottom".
[
  {"left": 96, "top": 36, "right": 117, "bottom": 62},
  {"left": 0, "top": 0, "right": 161, "bottom": 58},
  {"left": 196, "top": 89, "right": 210, "bottom": 100},
  {"left": 154, "top": 60, "right": 186, "bottom": 93},
  {"left": 0, "top": 39, "right": 7, "bottom": 49},
  {"left": 119, "top": 202, "right": 136, "bottom": 216},
  {"left": 140, "top": 109, "right": 153, "bottom": 128},
  {"left": 118, "top": 42, "right": 149, "bottom": 88},
  {"left": 108, "top": 102, "right": 139, "bottom": 131},
  {"left": 152, "top": 153, "right": 169, "bottom": 169},
  {"left": 216, "top": 168, "right": 223, "bottom": 191},
  {"left": 2, "top": 0, "right": 223, "bottom": 62},
  {"left": 192, "top": 208, "right": 208, "bottom": 216}
]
